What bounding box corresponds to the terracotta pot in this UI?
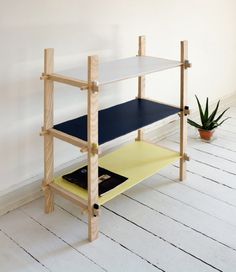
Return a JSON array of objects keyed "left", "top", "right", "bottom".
[{"left": 198, "top": 129, "right": 214, "bottom": 141}]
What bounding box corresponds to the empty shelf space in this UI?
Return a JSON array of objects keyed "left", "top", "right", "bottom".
[
  {"left": 58, "top": 56, "right": 182, "bottom": 85},
  {"left": 53, "top": 141, "right": 181, "bottom": 205},
  {"left": 53, "top": 98, "right": 180, "bottom": 145}
]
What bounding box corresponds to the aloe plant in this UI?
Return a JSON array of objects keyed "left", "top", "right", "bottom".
[{"left": 187, "top": 95, "right": 230, "bottom": 131}]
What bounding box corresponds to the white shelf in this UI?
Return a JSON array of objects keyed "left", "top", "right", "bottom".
[{"left": 58, "top": 56, "right": 181, "bottom": 86}]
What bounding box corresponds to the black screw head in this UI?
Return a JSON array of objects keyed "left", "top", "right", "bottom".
[{"left": 93, "top": 203, "right": 99, "bottom": 209}]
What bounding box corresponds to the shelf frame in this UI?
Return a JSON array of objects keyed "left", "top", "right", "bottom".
[
  {"left": 48, "top": 128, "right": 88, "bottom": 151},
  {"left": 137, "top": 36, "right": 146, "bottom": 141},
  {"left": 41, "top": 72, "right": 89, "bottom": 90},
  {"left": 179, "top": 41, "right": 189, "bottom": 181},
  {"left": 41, "top": 36, "right": 191, "bottom": 242},
  {"left": 87, "top": 55, "right": 100, "bottom": 241},
  {"left": 43, "top": 48, "right": 55, "bottom": 214}
]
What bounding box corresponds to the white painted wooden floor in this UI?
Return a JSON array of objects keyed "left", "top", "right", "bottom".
[{"left": 1, "top": 106, "right": 236, "bottom": 272}]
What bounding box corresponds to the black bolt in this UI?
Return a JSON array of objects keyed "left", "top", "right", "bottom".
[{"left": 93, "top": 203, "right": 99, "bottom": 209}]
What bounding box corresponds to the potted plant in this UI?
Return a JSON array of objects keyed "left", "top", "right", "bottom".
[{"left": 187, "top": 95, "right": 230, "bottom": 141}]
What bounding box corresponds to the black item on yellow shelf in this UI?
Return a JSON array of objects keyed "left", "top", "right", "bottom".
[{"left": 62, "top": 166, "right": 128, "bottom": 196}]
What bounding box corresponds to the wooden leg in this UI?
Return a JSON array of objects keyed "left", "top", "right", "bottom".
[
  {"left": 179, "top": 41, "right": 188, "bottom": 181},
  {"left": 43, "top": 48, "right": 54, "bottom": 212},
  {"left": 44, "top": 186, "right": 54, "bottom": 213},
  {"left": 87, "top": 55, "right": 99, "bottom": 241},
  {"left": 44, "top": 134, "right": 54, "bottom": 213},
  {"left": 137, "top": 128, "right": 144, "bottom": 141},
  {"left": 137, "top": 36, "right": 146, "bottom": 141},
  {"left": 87, "top": 129, "right": 99, "bottom": 241},
  {"left": 179, "top": 159, "right": 186, "bottom": 181},
  {"left": 179, "top": 113, "right": 187, "bottom": 181}
]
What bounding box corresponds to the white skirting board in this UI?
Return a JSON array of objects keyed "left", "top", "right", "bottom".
[{"left": 1, "top": 92, "right": 235, "bottom": 216}]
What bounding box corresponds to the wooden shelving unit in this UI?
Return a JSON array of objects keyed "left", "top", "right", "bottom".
[{"left": 41, "top": 36, "right": 191, "bottom": 242}]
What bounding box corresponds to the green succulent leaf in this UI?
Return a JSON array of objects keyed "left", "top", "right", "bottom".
[
  {"left": 187, "top": 118, "right": 202, "bottom": 129},
  {"left": 195, "top": 95, "right": 205, "bottom": 125},
  {"left": 217, "top": 117, "right": 231, "bottom": 127},
  {"left": 187, "top": 95, "right": 230, "bottom": 131},
  {"left": 208, "top": 100, "right": 220, "bottom": 123},
  {"left": 204, "top": 97, "right": 209, "bottom": 120},
  {"left": 214, "top": 108, "right": 230, "bottom": 123},
  {"left": 208, "top": 121, "right": 217, "bottom": 130}
]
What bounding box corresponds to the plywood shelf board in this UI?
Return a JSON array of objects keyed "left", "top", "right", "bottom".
[
  {"left": 58, "top": 56, "right": 181, "bottom": 86},
  {"left": 53, "top": 98, "right": 180, "bottom": 145},
  {"left": 53, "top": 141, "right": 180, "bottom": 205}
]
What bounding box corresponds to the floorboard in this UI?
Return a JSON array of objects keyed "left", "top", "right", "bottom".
[
  {"left": 159, "top": 139, "right": 236, "bottom": 190},
  {"left": 105, "top": 193, "right": 236, "bottom": 272},
  {"left": 20, "top": 198, "right": 160, "bottom": 272},
  {"left": 0, "top": 231, "right": 48, "bottom": 272},
  {"left": 159, "top": 165, "right": 236, "bottom": 207},
  {"left": 0, "top": 210, "right": 104, "bottom": 272},
  {"left": 123, "top": 182, "right": 236, "bottom": 251},
  {"left": 55, "top": 197, "right": 217, "bottom": 272}
]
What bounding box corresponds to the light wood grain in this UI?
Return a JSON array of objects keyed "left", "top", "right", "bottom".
[
  {"left": 47, "top": 73, "right": 88, "bottom": 89},
  {"left": 87, "top": 55, "right": 99, "bottom": 241},
  {"left": 50, "top": 183, "right": 88, "bottom": 210},
  {"left": 137, "top": 36, "right": 146, "bottom": 141},
  {"left": 179, "top": 41, "right": 188, "bottom": 181},
  {"left": 49, "top": 128, "right": 88, "bottom": 150},
  {"left": 43, "top": 48, "right": 54, "bottom": 213}
]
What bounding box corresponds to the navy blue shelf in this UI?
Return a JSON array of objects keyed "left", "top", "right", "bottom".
[{"left": 54, "top": 99, "right": 180, "bottom": 145}]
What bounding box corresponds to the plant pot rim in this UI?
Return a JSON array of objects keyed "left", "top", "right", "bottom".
[{"left": 198, "top": 128, "right": 215, "bottom": 132}]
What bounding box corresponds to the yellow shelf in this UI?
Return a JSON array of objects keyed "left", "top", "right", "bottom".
[{"left": 53, "top": 141, "right": 180, "bottom": 205}]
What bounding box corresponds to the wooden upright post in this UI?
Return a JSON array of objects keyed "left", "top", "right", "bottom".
[
  {"left": 87, "top": 55, "right": 99, "bottom": 241},
  {"left": 43, "top": 48, "right": 54, "bottom": 213},
  {"left": 137, "top": 36, "right": 146, "bottom": 141},
  {"left": 179, "top": 41, "right": 188, "bottom": 181}
]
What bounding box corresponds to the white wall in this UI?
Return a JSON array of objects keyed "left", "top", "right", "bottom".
[{"left": 0, "top": 0, "right": 236, "bottom": 194}]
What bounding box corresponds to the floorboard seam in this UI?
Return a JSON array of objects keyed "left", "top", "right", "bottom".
[
  {"left": 193, "top": 159, "right": 236, "bottom": 176},
  {"left": 99, "top": 230, "right": 164, "bottom": 272},
  {"left": 210, "top": 142, "right": 236, "bottom": 152},
  {"left": 20, "top": 209, "right": 108, "bottom": 272},
  {"left": 56, "top": 204, "right": 165, "bottom": 272},
  {"left": 123, "top": 193, "right": 236, "bottom": 252},
  {"left": 103, "top": 206, "right": 223, "bottom": 272},
  {"left": 171, "top": 164, "right": 235, "bottom": 190},
  {"left": 142, "top": 183, "right": 236, "bottom": 228},
  {"left": 167, "top": 139, "right": 236, "bottom": 170},
  {"left": 158, "top": 172, "right": 236, "bottom": 208},
  {"left": 0, "top": 228, "right": 51, "bottom": 272},
  {"left": 187, "top": 169, "right": 235, "bottom": 190},
  {"left": 193, "top": 147, "right": 236, "bottom": 163}
]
